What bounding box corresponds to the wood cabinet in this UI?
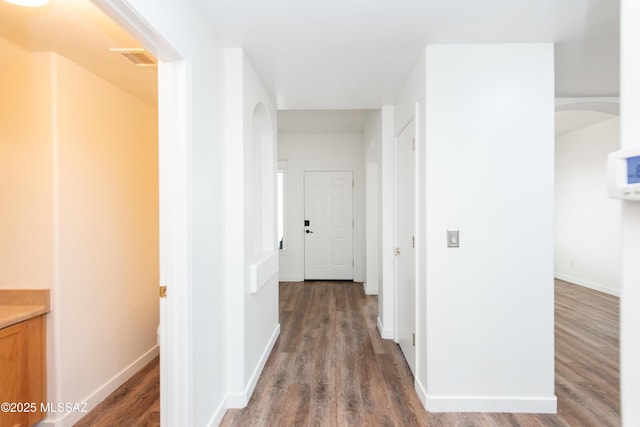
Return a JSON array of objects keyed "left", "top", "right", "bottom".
[{"left": 0, "top": 315, "right": 46, "bottom": 427}]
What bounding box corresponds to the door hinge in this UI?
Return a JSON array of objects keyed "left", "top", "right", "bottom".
[
  {"left": 159, "top": 286, "right": 167, "bottom": 299},
  {"left": 412, "top": 236, "right": 415, "bottom": 248},
  {"left": 412, "top": 333, "right": 415, "bottom": 346},
  {"left": 413, "top": 137, "right": 416, "bottom": 151}
]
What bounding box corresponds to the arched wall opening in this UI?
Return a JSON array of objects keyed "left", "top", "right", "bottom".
[{"left": 246, "top": 101, "right": 277, "bottom": 293}]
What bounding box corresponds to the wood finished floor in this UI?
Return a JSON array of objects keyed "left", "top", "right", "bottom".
[
  {"left": 223, "top": 279, "right": 620, "bottom": 427},
  {"left": 73, "top": 355, "right": 159, "bottom": 427},
  {"left": 74, "top": 279, "right": 619, "bottom": 426}
]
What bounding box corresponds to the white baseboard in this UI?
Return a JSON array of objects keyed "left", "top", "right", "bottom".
[
  {"left": 41, "top": 345, "right": 160, "bottom": 427},
  {"left": 424, "top": 394, "right": 557, "bottom": 414},
  {"left": 278, "top": 275, "right": 303, "bottom": 282},
  {"left": 363, "top": 282, "right": 379, "bottom": 295},
  {"left": 555, "top": 273, "right": 620, "bottom": 297},
  {"left": 206, "top": 394, "right": 229, "bottom": 427},
  {"left": 227, "top": 323, "right": 281, "bottom": 409},
  {"left": 377, "top": 316, "right": 394, "bottom": 339},
  {"left": 416, "top": 377, "right": 428, "bottom": 408},
  {"left": 416, "top": 375, "right": 556, "bottom": 414},
  {"left": 226, "top": 391, "right": 245, "bottom": 409}
]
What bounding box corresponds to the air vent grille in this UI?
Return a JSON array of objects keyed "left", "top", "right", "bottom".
[{"left": 110, "top": 48, "right": 156, "bottom": 67}]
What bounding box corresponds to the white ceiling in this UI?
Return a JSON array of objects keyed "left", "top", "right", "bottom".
[
  {"left": 0, "top": 0, "right": 620, "bottom": 134},
  {"left": 555, "top": 110, "right": 617, "bottom": 136},
  {"left": 196, "top": 0, "right": 620, "bottom": 110}
]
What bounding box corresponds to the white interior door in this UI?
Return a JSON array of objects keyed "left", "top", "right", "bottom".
[
  {"left": 396, "top": 119, "right": 416, "bottom": 375},
  {"left": 158, "top": 58, "right": 192, "bottom": 425},
  {"left": 304, "top": 171, "right": 354, "bottom": 280}
]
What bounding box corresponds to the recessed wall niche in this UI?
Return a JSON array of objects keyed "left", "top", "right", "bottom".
[{"left": 246, "top": 102, "right": 276, "bottom": 293}]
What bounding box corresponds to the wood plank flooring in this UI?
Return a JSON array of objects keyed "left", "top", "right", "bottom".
[
  {"left": 221, "top": 280, "right": 620, "bottom": 427},
  {"left": 73, "top": 279, "right": 619, "bottom": 426},
  {"left": 73, "top": 356, "right": 159, "bottom": 427}
]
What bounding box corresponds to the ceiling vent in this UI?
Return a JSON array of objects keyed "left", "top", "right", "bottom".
[{"left": 110, "top": 48, "right": 156, "bottom": 67}]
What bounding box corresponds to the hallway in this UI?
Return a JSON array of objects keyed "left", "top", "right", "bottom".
[
  {"left": 221, "top": 280, "right": 620, "bottom": 426},
  {"left": 74, "top": 279, "right": 619, "bottom": 426},
  {"left": 221, "top": 281, "right": 425, "bottom": 426}
]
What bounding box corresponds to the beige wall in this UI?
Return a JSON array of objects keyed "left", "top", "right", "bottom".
[
  {"left": 0, "top": 50, "right": 158, "bottom": 424},
  {"left": 0, "top": 53, "right": 55, "bottom": 289},
  {"left": 0, "top": 36, "right": 26, "bottom": 75},
  {"left": 53, "top": 53, "right": 158, "bottom": 412}
]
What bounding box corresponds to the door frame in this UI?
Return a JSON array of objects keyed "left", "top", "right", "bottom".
[
  {"left": 91, "top": 1, "right": 191, "bottom": 424},
  {"left": 302, "top": 168, "right": 357, "bottom": 281}
]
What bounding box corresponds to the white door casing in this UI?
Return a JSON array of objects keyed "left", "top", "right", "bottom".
[
  {"left": 395, "top": 118, "right": 416, "bottom": 375},
  {"left": 304, "top": 171, "right": 354, "bottom": 280}
]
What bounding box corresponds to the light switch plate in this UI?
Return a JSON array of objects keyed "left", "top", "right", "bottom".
[{"left": 447, "top": 230, "right": 459, "bottom": 248}]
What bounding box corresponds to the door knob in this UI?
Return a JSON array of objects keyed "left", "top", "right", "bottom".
[
  {"left": 393, "top": 247, "right": 402, "bottom": 255},
  {"left": 306, "top": 230, "right": 314, "bottom": 234}
]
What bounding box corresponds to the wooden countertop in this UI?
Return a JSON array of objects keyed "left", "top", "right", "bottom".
[{"left": 0, "top": 289, "right": 50, "bottom": 329}]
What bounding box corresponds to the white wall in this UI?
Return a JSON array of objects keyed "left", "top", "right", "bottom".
[
  {"left": 364, "top": 110, "right": 381, "bottom": 295},
  {"left": 422, "top": 44, "right": 556, "bottom": 412},
  {"left": 278, "top": 132, "right": 366, "bottom": 282},
  {"left": 620, "top": 1, "right": 640, "bottom": 424},
  {"left": 242, "top": 56, "right": 279, "bottom": 404},
  {"left": 378, "top": 105, "right": 396, "bottom": 338},
  {"left": 225, "top": 49, "right": 279, "bottom": 408},
  {"left": 555, "top": 117, "right": 621, "bottom": 295},
  {"left": 0, "top": 51, "right": 159, "bottom": 426},
  {"left": 188, "top": 21, "right": 228, "bottom": 427}
]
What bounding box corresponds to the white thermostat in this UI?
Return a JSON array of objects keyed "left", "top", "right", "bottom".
[{"left": 607, "top": 147, "right": 640, "bottom": 200}]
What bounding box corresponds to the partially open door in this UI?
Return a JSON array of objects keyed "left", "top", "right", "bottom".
[{"left": 395, "top": 118, "right": 416, "bottom": 375}]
